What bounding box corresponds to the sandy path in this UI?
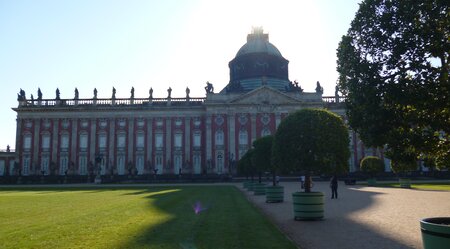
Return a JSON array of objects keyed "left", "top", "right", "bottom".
[{"left": 238, "top": 181, "right": 450, "bottom": 249}]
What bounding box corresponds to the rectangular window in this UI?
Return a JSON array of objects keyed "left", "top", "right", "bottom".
[
  {"left": 117, "top": 155, "right": 125, "bottom": 175},
  {"left": 136, "top": 155, "right": 144, "bottom": 175},
  {"left": 0, "top": 160, "right": 5, "bottom": 176},
  {"left": 24, "top": 135, "right": 32, "bottom": 149},
  {"left": 117, "top": 134, "right": 126, "bottom": 148},
  {"left": 215, "top": 131, "right": 224, "bottom": 146},
  {"left": 99, "top": 134, "right": 107, "bottom": 149},
  {"left": 174, "top": 133, "right": 182, "bottom": 148},
  {"left": 41, "top": 156, "right": 50, "bottom": 175},
  {"left": 79, "top": 156, "right": 87, "bottom": 175},
  {"left": 79, "top": 134, "right": 88, "bottom": 149},
  {"left": 193, "top": 133, "right": 201, "bottom": 147},
  {"left": 22, "top": 156, "right": 30, "bottom": 175},
  {"left": 155, "top": 134, "right": 163, "bottom": 149},
  {"left": 193, "top": 155, "right": 201, "bottom": 174},
  {"left": 136, "top": 133, "right": 145, "bottom": 148},
  {"left": 59, "top": 156, "right": 68, "bottom": 175},
  {"left": 60, "top": 134, "right": 69, "bottom": 149}
]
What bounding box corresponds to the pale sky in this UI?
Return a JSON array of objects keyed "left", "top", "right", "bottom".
[{"left": 0, "top": 0, "right": 362, "bottom": 149}]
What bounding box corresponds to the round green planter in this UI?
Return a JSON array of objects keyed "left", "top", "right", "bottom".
[
  {"left": 399, "top": 178, "right": 411, "bottom": 188},
  {"left": 421, "top": 217, "right": 450, "bottom": 249},
  {"left": 367, "top": 178, "right": 377, "bottom": 186},
  {"left": 292, "top": 192, "right": 324, "bottom": 220},
  {"left": 253, "top": 183, "right": 267, "bottom": 195},
  {"left": 247, "top": 182, "right": 256, "bottom": 191},
  {"left": 266, "top": 185, "right": 284, "bottom": 203}
]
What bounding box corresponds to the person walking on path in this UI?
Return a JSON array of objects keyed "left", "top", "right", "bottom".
[{"left": 330, "top": 175, "right": 338, "bottom": 199}]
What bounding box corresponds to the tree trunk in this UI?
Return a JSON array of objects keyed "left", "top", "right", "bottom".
[
  {"left": 304, "top": 171, "right": 311, "bottom": 193},
  {"left": 272, "top": 170, "right": 276, "bottom": 186}
]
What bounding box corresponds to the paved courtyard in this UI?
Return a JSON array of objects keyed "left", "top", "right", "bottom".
[{"left": 238, "top": 181, "right": 450, "bottom": 249}]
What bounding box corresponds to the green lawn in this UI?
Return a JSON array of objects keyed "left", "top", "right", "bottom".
[
  {"left": 373, "top": 182, "right": 450, "bottom": 191},
  {"left": 0, "top": 185, "right": 296, "bottom": 249}
]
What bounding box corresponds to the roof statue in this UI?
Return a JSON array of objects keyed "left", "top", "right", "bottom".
[
  {"left": 186, "top": 87, "right": 190, "bottom": 98},
  {"left": 315, "top": 81, "right": 324, "bottom": 94},
  {"left": 167, "top": 87, "right": 172, "bottom": 98},
  {"left": 205, "top": 81, "right": 214, "bottom": 94},
  {"left": 93, "top": 88, "right": 97, "bottom": 99},
  {"left": 37, "top": 88, "right": 42, "bottom": 100},
  {"left": 112, "top": 87, "right": 116, "bottom": 99},
  {"left": 74, "top": 88, "right": 79, "bottom": 100},
  {"left": 17, "top": 89, "right": 26, "bottom": 101},
  {"left": 55, "top": 88, "right": 60, "bottom": 100},
  {"left": 130, "top": 87, "right": 134, "bottom": 99},
  {"left": 149, "top": 88, "right": 153, "bottom": 99}
]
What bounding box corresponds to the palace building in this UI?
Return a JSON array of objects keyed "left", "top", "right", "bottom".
[{"left": 2, "top": 28, "right": 382, "bottom": 178}]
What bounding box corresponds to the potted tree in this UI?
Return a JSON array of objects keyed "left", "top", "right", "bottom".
[
  {"left": 272, "top": 109, "right": 350, "bottom": 220},
  {"left": 386, "top": 144, "right": 418, "bottom": 188},
  {"left": 251, "top": 136, "right": 272, "bottom": 196},
  {"left": 238, "top": 149, "right": 255, "bottom": 190},
  {"left": 360, "top": 156, "right": 384, "bottom": 186}
]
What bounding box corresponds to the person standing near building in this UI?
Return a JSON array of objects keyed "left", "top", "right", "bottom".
[{"left": 330, "top": 175, "right": 338, "bottom": 199}]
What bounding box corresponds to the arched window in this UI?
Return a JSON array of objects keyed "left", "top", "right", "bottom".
[
  {"left": 215, "top": 130, "right": 224, "bottom": 146},
  {"left": 261, "top": 128, "right": 271, "bottom": 137},
  {"left": 239, "top": 130, "right": 248, "bottom": 145}
]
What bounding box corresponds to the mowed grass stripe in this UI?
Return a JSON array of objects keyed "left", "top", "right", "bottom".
[{"left": 0, "top": 186, "right": 297, "bottom": 249}]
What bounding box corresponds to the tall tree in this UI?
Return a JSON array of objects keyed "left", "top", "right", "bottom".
[
  {"left": 272, "top": 109, "right": 350, "bottom": 192},
  {"left": 252, "top": 136, "right": 274, "bottom": 185},
  {"left": 337, "top": 0, "right": 449, "bottom": 169}
]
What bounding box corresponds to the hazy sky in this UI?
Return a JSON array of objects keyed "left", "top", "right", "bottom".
[{"left": 0, "top": 0, "right": 362, "bottom": 149}]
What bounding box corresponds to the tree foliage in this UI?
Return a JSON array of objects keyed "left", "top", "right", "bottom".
[
  {"left": 252, "top": 135, "right": 276, "bottom": 185},
  {"left": 272, "top": 109, "right": 350, "bottom": 191},
  {"left": 237, "top": 148, "right": 254, "bottom": 179},
  {"left": 360, "top": 156, "right": 385, "bottom": 176},
  {"left": 337, "top": 0, "right": 449, "bottom": 170}
]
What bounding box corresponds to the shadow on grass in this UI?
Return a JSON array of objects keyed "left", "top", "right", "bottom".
[{"left": 114, "top": 185, "right": 297, "bottom": 249}]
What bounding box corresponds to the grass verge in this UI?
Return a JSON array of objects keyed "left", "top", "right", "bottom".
[{"left": 0, "top": 185, "right": 297, "bottom": 249}]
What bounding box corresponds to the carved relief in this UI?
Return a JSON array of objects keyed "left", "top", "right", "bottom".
[{"left": 215, "top": 115, "right": 224, "bottom": 126}]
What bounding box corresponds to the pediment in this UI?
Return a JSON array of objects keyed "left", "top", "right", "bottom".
[{"left": 229, "top": 86, "right": 301, "bottom": 105}]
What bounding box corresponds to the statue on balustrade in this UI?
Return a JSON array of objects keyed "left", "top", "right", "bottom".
[
  {"left": 130, "top": 87, "right": 134, "bottom": 99},
  {"left": 167, "top": 87, "right": 172, "bottom": 98},
  {"left": 112, "top": 87, "right": 116, "bottom": 99},
  {"left": 55, "top": 88, "right": 60, "bottom": 100},
  {"left": 149, "top": 88, "right": 153, "bottom": 99},
  {"left": 17, "top": 89, "right": 26, "bottom": 101},
  {"left": 37, "top": 88, "right": 43, "bottom": 100},
  {"left": 315, "top": 81, "right": 324, "bottom": 94},
  {"left": 205, "top": 81, "right": 214, "bottom": 94},
  {"left": 93, "top": 88, "right": 98, "bottom": 99},
  {"left": 186, "top": 87, "right": 190, "bottom": 98},
  {"left": 74, "top": 88, "right": 79, "bottom": 100}
]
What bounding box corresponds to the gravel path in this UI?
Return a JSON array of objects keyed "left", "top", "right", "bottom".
[{"left": 238, "top": 181, "right": 450, "bottom": 249}]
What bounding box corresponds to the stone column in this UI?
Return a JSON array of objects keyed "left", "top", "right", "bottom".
[
  {"left": 184, "top": 117, "right": 191, "bottom": 162},
  {"left": 128, "top": 118, "right": 134, "bottom": 162},
  {"left": 89, "top": 119, "right": 96, "bottom": 162},
  {"left": 228, "top": 113, "right": 236, "bottom": 166},
  {"left": 51, "top": 119, "right": 59, "bottom": 162},
  {"left": 71, "top": 119, "right": 78, "bottom": 163},
  {"left": 205, "top": 115, "right": 212, "bottom": 163},
  {"left": 165, "top": 118, "right": 172, "bottom": 171},
  {"left": 146, "top": 118, "right": 153, "bottom": 165},
  {"left": 108, "top": 118, "right": 115, "bottom": 165},
  {"left": 250, "top": 113, "right": 257, "bottom": 143},
  {"left": 15, "top": 118, "right": 22, "bottom": 154},
  {"left": 33, "top": 119, "right": 40, "bottom": 164}
]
